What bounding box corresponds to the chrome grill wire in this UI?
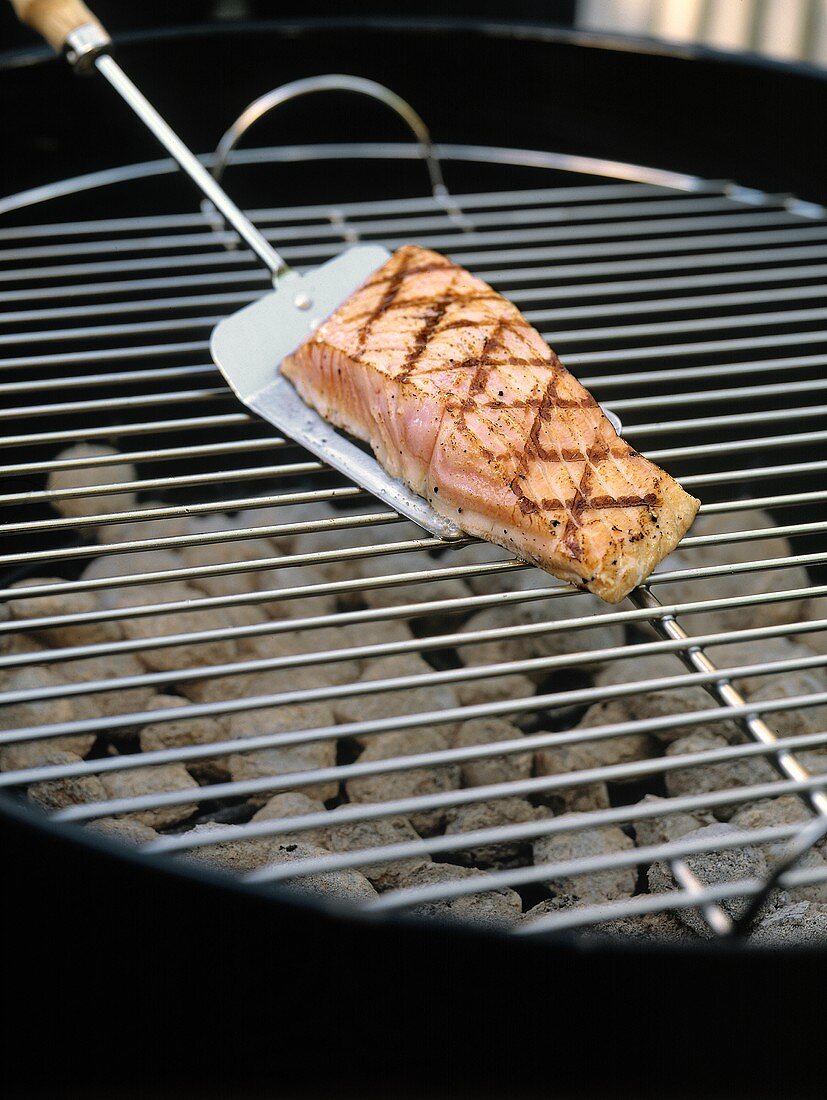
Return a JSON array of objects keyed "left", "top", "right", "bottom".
[{"left": 1, "top": 145, "right": 826, "bottom": 941}]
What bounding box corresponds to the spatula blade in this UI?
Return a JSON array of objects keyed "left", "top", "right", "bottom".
[{"left": 211, "top": 246, "right": 465, "bottom": 540}]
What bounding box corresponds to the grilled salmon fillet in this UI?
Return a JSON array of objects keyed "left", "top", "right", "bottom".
[{"left": 282, "top": 245, "right": 700, "bottom": 603}]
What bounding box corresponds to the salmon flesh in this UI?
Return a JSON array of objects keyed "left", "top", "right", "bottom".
[{"left": 282, "top": 245, "right": 700, "bottom": 603}]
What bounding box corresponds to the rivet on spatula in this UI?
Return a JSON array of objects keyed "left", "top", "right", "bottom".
[{"left": 294, "top": 293, "right": 313, "bottom": 310}]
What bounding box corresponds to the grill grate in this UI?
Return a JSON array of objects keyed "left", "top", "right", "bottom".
[{"left": 2, "top": 143, "right": 826, "bottom": 942}]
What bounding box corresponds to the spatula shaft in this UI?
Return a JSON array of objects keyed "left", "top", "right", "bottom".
[{"left": 95, "top": 52, "right": 289, "bottom": 282}]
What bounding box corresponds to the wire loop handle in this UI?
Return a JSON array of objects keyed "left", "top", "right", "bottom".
[{"left": 201, "top": 74, "right": 471, "bottom": 237}]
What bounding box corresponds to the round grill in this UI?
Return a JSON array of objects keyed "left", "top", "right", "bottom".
[
  {"left": 2, "top": 131, "right": 825, "bottom": 944},
  {"left": 6, "top": 20, "right": 827, "bottom": 1098}
]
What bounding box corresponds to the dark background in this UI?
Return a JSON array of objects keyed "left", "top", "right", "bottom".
[{"left": 0, "top": 0, "right": 578, "bottom": 50}]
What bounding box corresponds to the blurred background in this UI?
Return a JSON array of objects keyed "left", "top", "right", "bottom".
[
  {"left": 579, "top": 0, "right": 827, "bottom": 62},
  {"left": 2, "top": 0, "right": 826, "bottom": 65}
]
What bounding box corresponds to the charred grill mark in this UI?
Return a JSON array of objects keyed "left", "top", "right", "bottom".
[
  {"left": 413, "top": 355, "right": 552, "bottom": 379},
  {"left": 537, "top": 492, "right": 660, "bottom": 513},
  {"left": 590, "top": 492, "right": 658, "bottom": 509},
  {"left": 434, "top": 316, "right": 495, "bottom": 334},
  {"left": 435, "top": 313, "right": 529, "bottom": 337},
  {"left": 355, "top": 257, "right": 412, "bottom": 354},
  {"left": 487, "top": 393, "right": 599, "bottom": 412},
  {"left": 508, "top": 371, "right": 622, "bottom": 556},
  {"left": 395, "top": 276, "right": 460, "bottom": 383},
  {"left": 362, "top": 258, "right": 453, "bottom": 290},
  {"left": 344, "top": 291, "right": 499, "bottom": 329},
  {"left": 560, "top": 451, "right": 595, "bottom": 560},
  {"left": 450, "top": 321, "right": 507, "bottom": 462},
  {"left": 468, "top": 321, "right": 506, "bottom": 395},
  {"left": 510, "top": 476, "right": 539, "bottom": 514}
]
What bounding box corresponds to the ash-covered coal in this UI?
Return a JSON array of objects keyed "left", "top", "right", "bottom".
[{"left": 7, "top": 440, "right": 826, "bottom": 945}]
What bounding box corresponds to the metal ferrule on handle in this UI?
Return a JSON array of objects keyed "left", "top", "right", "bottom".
[{"left": 63, "top": 20, "right": 109, "bottom": 70}]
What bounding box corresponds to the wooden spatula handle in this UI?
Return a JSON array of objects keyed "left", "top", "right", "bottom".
[{"left": 10, "top": 0, "right": 106, "bottom": 52}]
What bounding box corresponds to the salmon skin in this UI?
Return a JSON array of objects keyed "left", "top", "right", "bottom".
[{"left": 282, "top": 245, "right": 700, "bottom": 603}]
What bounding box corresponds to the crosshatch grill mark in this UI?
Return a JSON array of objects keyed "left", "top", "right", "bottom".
[{"left": 346, "top": 249, "right": 663, "bottom": 549}]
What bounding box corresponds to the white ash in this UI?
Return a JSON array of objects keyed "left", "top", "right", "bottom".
[
  {"left": 100, "top": 762, "right": 200, "bottom": 829},
  {"left": 26, "top": 750, "right": 107, "bottom": 811},
  {"left": 227, "top": 700, "right": 338, "bottom": 803},
  {"left": 236, "top": 501, "right": 378, "bottom": 556},
  {"left": 333, "top": 652, "right": 459, "bottom": 750},
  {"left": 1, "top": 735, "right": 93, "bottom": 774},
  {"left": 748, "top": 901, "right": 827, "bottom": 946},
  {"left": 0, "top": 666, "right": 97, "bottom": 767},
  {"left": 455, "top": 671, "right": 535, "bottom": 708},
  {"left": 58, "top": 652, "right": 155, "bottom": 732},
  {"left": 730, "top": 796, "right": 827, "bottom": 903},
  {"left": 705, "top": 636, "right": 821, "bottom": 696},
  {"left": 281, "top": 621, "right": 379, "bottom": 682},
  {"left": 80, "top": 549, "right": 185, "bottom": 607},
  {"left": 458, "top": 592, "right": 624, "bottom": 681},
  {"left": 1, "top": 633, "right": 44, "bottom": 658},
  {"left": 648, "top": 822, "right": 769, "bottom": 937},
  {"left": 664, "top": 730, "right": 779, "bottom": 819},
  {"left": 182, "top": 516, "right": 272, "bottom": 598},
  {"left": 251, "top": 791, "right": 331, "bottom": 848},
  {"left": 211, "top": 603, "right": 272, "bottom": 644},
  {"left": 254, "top": 563, "right": 338, "bottom": 620},
  {"left": 532, "top": 821, "right": 636, "bottom": 906},
  {"left": 796, "top": 597, "right": 827, "bottom": 655},
  {"left": 798, "top": 749, "right": 827, "bottom": 775},
  {"left": 729, "top": 794, "right": 815, "bottom": 838},
  {"left": 532, "top": 765, "right": 611, "bottom": 818},
  {"left": 523, "top": 902, "right": 694, "bottom": 941},
  {"left": 307, "top": 616, "right": 415, "bottom": 669},
  {"left": 46, "top": 443, "right": 137, "bottom": 521},
  {"left": 189, "top": 627, "right": 360, "bottom": 699},
  {"left": 332, "top": 620, "right": 415, "bottom": 660},
  {"left": 8, "top": 577, "right": 124, "bottom": 647},
  {"left": 397, "top": 862, "right": 522, "bottom": 926},
  {"left": 139, "top": 694, "right": 230, "bottom": 782},
  {"left": 444, "top": 797, "right": 546, "bottom": 868},
  {"left": 353, "top": 619, "right": 414, "bottom": 648},
  {"left": 174, "top": 668, "right": 259, "bottom": 707},
  {"left": 632, "top": 794, "right": 717, "bottom": 849},
  {"left": 224, "top": 694, "right": 335, "bottom": 739},
  {"left": 652, "top": 511, "right": 809, "bottom": 635},
  {"left": 0, "top": 602, "right": 10, "bottom": 654},
  {"left": 234, "top": 503, "right": 319, "bottom": 552},
  {"left": 548, "top": 702, "right": 660, "bottom": 777},
  {"left": 327, "top": 809, "right": 431, "bottom": 891},
  {"left": 96, "top": 501, "right": 192, "bottom": 546},
  {"left": 85, "top": 817, "right": 158, "bottom": 844},
  {"left": 115, "top": 580, "right": 239, "bottom": 672},
  {"left": 777, "top": 848, "right": 827, "bottom": 904},
  {"left": 345, "top": 728, "right": 461, "bottom": 835},
  {"left": 581, "top": 909, "right": 696, "bottom": 941},
  {"left": 445, "top": 543, "right": 541, "bottom": 596},
  {"left": 260, "top": 842, "right": 378, "bottom": 902},
  {"left": 452, "top": 717, "right": 532, "bottom": 788},
  {"left": 354, "top": 549, "right": 471, "bottom": 619},
  {"left": 292, "top": 509, "right": 423, "bottom": 582},
  {"left": 593, "top": 654, "right": 741, "bottom": 744},
  {"left": 745, "top": 667, "right": 827, "bottom": 741},
  {"left": 533, "top": 743, "right": 611, "bottom": 816},
  {"left": 181, "top": 822, "right": 286, "bottom": 873}
]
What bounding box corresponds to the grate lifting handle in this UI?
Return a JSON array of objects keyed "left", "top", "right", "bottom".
[{"left": 201, "top": 74, "right": 471, "bottom": 239}]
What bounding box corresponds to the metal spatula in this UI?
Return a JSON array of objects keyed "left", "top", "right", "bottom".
[{"left": 12, "top": 0, "right": 463, "bottom": 539}]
